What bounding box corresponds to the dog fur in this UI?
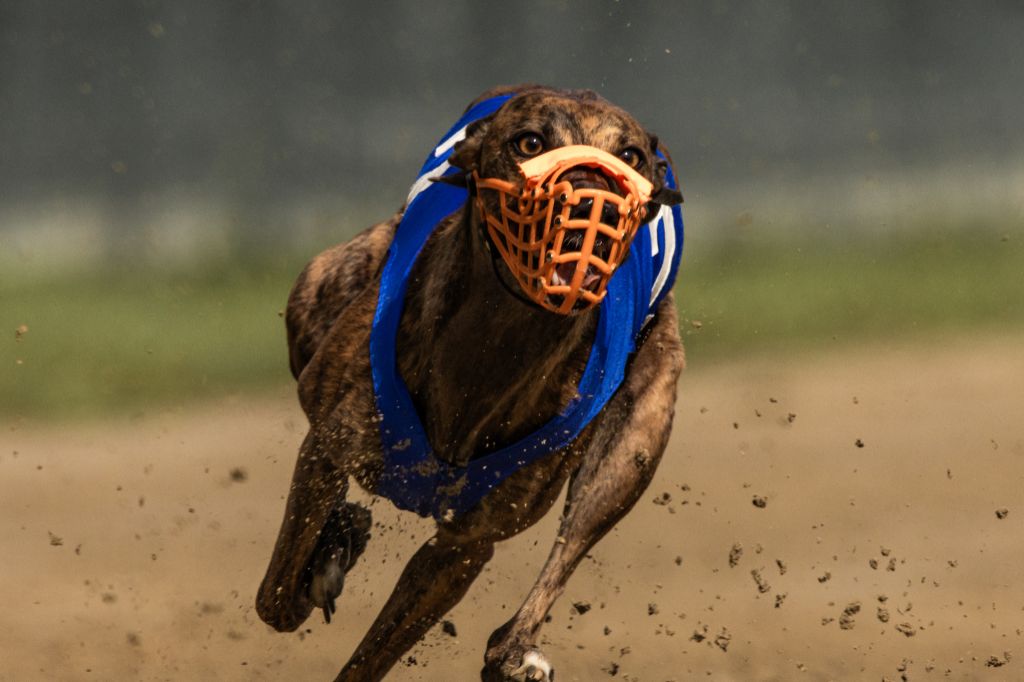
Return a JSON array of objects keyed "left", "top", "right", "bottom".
[{"left": 256, "top": 84, "right": 685, "bottom": 681}]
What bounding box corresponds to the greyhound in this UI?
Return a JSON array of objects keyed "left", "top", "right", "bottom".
[{"left": 256, "top": 84, "right": 685, "bottom": 681}]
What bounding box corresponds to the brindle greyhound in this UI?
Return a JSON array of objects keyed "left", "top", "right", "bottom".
[{"left": 256, "top": 84, "right": 685, "bottom": 681}]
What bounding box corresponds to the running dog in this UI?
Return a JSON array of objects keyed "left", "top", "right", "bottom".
[{"left": 256, "top": 84, "right": 686, "bottom": 681}]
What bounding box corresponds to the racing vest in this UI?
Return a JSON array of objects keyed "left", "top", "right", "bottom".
[{"left": 369, "top": 94, "right": 684, "bottom": 519}]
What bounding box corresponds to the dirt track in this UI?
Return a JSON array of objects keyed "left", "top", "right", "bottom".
[{"left": 3, "top": 334, "right": 1023, "bottom": 681}]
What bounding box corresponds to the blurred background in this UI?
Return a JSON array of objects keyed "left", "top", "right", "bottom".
[{"left": 2, "top": 0, "right": 1023, "bottom": 415}]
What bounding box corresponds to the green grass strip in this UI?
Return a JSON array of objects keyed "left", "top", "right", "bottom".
[{"left": 3, "top": 227, "right": 1021, "bottom": 419}]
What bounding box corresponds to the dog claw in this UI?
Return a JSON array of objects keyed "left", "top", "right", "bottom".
[{"left": 322, "top": 595, "right": 336, "bottom": 624}]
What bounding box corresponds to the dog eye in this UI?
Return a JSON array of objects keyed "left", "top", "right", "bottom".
[
  {"left": 619, "top": 148, "right": 644, "bottom": 169},
  {"left": 513, "top": 133, "right": 545, "bottom": 157}
]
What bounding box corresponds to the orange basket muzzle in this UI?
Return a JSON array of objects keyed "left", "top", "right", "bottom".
[{"left": 473, "top": 145, "right": 654, "bottom": 315}]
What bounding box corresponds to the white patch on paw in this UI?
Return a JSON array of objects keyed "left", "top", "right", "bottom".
[
  {"left": 510, "top": 649, "right": 552, "bottom": 681},
  {"left": 309, "top": 554, "right": 344, "bottom": 606}
]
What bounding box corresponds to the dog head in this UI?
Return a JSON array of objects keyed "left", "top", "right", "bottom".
[{"left": 446, "top": 85, "right": 683, "bottom": 315}]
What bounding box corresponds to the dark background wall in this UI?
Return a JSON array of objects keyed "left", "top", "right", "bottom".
[{"left": 2, "top": 0, "right": 1023, "bottom": 260}]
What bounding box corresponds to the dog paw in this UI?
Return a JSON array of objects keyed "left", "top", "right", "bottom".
[
  {"left": 510, "top": 649, "right": 553, "bottom": 681},
  {"left": 484, "top": 648, "right": 553, "bottom": 682},
  {"left": 308, "top": 546, "right": 345, "bottom": 623},
  {"left": 307, "top": 502, "right": 371, "bottom": 624}
]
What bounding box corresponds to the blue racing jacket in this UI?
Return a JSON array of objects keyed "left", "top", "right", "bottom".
[{"left": 369, "top": 94, "right": 684, "bottom": 520}]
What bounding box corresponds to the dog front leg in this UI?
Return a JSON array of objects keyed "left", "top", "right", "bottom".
[
  {"left": 336, "top": 529, "right": 495, "bottom": 682},
  {"left": 483, "top": 301, "right": 685, "bottom": 681},
  {"left": 256, "top": 430, "right": 362, "bottom": 632}
]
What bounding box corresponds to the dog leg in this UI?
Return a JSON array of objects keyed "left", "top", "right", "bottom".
[
  {"left": 335, "top": 529, "right": 495, "bottom": 682},
  {"left": 335, "top": 460, "right": 573, "bottom": 682},
  {"left": 482, "top": 301, "right": 685, "bottom": 682},
  {"left": 256, "top": 431, "right": 366, "bottom": 632}
]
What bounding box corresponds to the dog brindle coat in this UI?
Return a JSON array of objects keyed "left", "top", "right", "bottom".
[{"left": 256, "top": 84, "right": 685, "bottom": 681}]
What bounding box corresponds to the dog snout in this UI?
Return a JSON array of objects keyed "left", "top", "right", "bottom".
[
  {"left": 568, "top": 197, "right": 620, "bottom": 227},
  {"left": 558, "top": 167, "right": 614, "bottom": 193},
  {"left": 560, "top": 229, "right": 613, "bottom": 262}
]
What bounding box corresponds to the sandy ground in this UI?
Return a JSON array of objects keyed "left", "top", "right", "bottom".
[{"left": 2, "top": 333, "right": 1023, "bottom": 682}]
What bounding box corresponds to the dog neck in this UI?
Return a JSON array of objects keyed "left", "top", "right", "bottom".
[{"left": 395, "top": 203, "right": 598, "bottom": 467}]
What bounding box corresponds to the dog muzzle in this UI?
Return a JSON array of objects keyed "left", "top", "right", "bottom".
[{"left": 473, "top": 145, "right": 654, "bottom": 315}]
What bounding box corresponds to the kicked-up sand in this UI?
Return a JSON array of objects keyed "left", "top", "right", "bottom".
[{"left": 2, "top": 333, "right": 1022, "bottom": 681}]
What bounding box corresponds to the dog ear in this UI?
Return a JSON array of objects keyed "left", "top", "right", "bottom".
[
  {"left": 432, "top": 115, "right": 495, "bottom": 188},
  {"left": 647, "top": 134, "right": 684, "bottom": 207},
  {"left": 447, "top": 116, "right": 492, "bottom": 174}
]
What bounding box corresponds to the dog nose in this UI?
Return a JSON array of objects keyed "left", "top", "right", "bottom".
[
  {"left": 569, "top": 198, "right": 593, "bottom": 221},
  {"left": 569, "top": 198, "right": 620, "bottom": 226},
  {"left": 599, "top": 201, "right": 619, "bottom": 226},
  {"left": 558, "top": 229, "right": 613, "bottom": 262}
]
